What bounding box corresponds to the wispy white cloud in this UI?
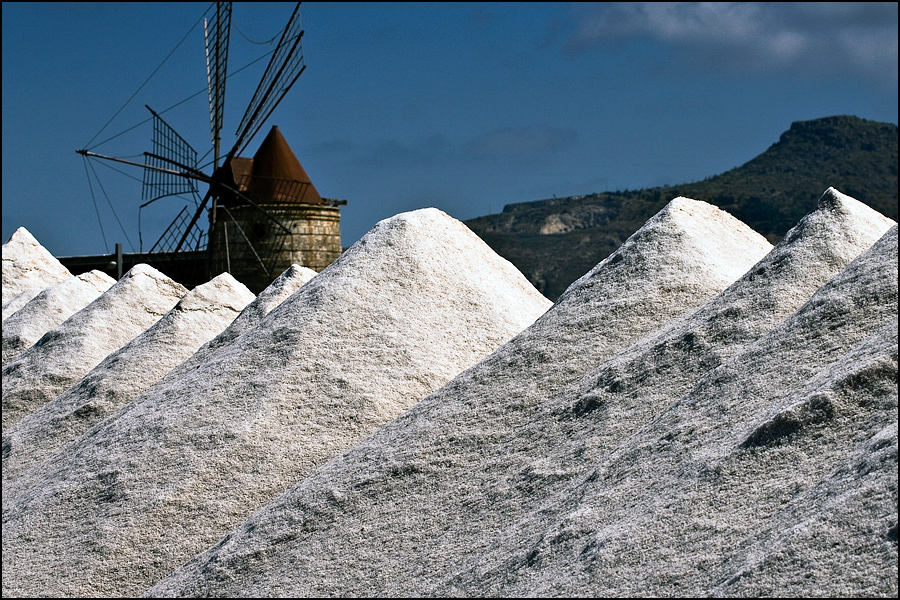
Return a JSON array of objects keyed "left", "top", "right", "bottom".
[{"left": 564, "top": 2, "right": 897, "bottom": 87}]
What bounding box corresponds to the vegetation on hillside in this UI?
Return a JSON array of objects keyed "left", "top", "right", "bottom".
[{"left": 466, "top": 116, "right": 898, "bottom": 299}]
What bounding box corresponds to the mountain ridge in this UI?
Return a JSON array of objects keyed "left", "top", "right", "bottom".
[{"left": 465, "top": 115, "right": 898, "bottom": 299}]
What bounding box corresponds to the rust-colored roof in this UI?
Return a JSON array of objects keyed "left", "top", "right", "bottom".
[
  {"left": 245, "top": 125, "right": 323, "bottom": 205},
  {"left": 227, "top": 157, "right": 254, "bottom": 192}
]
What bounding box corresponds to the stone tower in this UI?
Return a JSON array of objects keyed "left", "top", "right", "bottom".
[{"left": 208, "top": 126, "right": 343, "bottom": 293}]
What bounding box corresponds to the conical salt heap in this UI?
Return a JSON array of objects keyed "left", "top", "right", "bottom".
[
  {"left": 3, "top": 266, "right": 314, "bottom": 494},
  {"left": 146, "top": 197, "right": 780, "bottom": 597},
  {"left": 194, "top": 264, "right": 317, "bottom": 356},
  {"left": 1, "top": 227, "right": 72, "bottom": 304},
  {"left": 2, "top": 264, "right": 314, "bottom": 489},
  {"left": 148, "top": 192, "right": 894, "bottom": 598},
  {"left": 2, "top": 270, "right": 116, "bottom": 367},
  {"left": 1, "top": 273, "right": 255, "bottom": 486},
  {"left": 448, "top": 226, "right": 897, "bottom": 597},
  {"left": 2, "top": 288, "right": 43, "bottom": 321},
  {"left": 541, "top": 187, "right": 897, "bottom": 467},
  {"left": 0, "top": 264, "right": 187, "bottom": 431},
  {"left": 0, "top": 208, "right": 551, "bottom": 597}
]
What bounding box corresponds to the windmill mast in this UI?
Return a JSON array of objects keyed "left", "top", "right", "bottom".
[
  {"left": 205, "top": 2, "right": 231, "bottom": 170},
  {"left": 204, "top": 1, "right": 231, "bottom": 278},
  {"left": 75, "top": 2, "right": 344, "bottom": 293}
]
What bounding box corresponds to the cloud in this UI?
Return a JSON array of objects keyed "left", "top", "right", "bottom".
[
  {"left": 465, "top": 126, "right": 578, "bottom": 163},
  {"left": 564, "top": 2, "right": 898, "bottom": 86}
]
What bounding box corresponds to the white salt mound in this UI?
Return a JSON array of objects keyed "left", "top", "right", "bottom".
[
  {"left": 1, "top": 273, "right": 254, "bottom": 487},
  {"left": 0, "top": 264, "right": 187, "bottom": 431},
  {"left": 2, "top": 288, "right": 43, "bottom": 321},
  {"left": 2, "top": 266, "right": 312, "bottom": 495},
  {"left": 440, "top": 226, "right": 898, "bottom": 597},
  {"left": 157, "top": 212, "right": 894, "bottom": 598},
  {"left": 0, "top": 208, "right": 551, "bottom": 597},
  {"left": 195, "top": 264, "right": 317, "bottom": 355},
  {"left": 2, "top": 271, "right": 116, "bottom": 367},
  {"left": 539, "top": 187, "right": 896, "bottom": 467},
  {"left": 709, "top": 321, "right": 897, "bottom": 598},
  {"left": 2, "top": 264, "right": 314, "bottom": 490},
  {"left": 147, "top": 197, "right": 784, "bottom": 597},
  {"left": 149, "top": 194, "right": 894, "bottom": 598},
  {"left": 105, "top": 263, "right": 317, "bottom": 404},
  {"left": 1, "top": 227, "right": 72, "bottom": 304}
]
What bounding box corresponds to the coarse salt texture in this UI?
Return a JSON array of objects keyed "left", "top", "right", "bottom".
[
  {"left": 1, "top": 227, "right": 72, "bottom": 304},
  {"left": 458, "top": 226, "right": 898, "bottom": 598},
  {"left": 194, "top": 264, "right": 317, "bottom": 356},
  {"left": 1, "top": 208, "right": 551, "bottom": 597},
  {"left": 0, "top": 264, "right": 187, "bottom": 431},
  {"left": 148, "top": 197, "right": 783, "bottom": 598},
  {"left": 2, "top": 288, "right": 43, "bottom": 321},
  {"left": 1, "top": 272, "right": 255, "bottom": 487},
  {"left": 2, "top": 271, "right": 116, "bottom": 367}
]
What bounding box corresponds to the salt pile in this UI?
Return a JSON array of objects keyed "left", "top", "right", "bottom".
[
  {"left": 2, "top": 270, "right": 116, "bottom": 367},
  {"left": 2, "top": 266, "right": 312, "bottom": 492},
  {"left": 538, "top": 187, "right": 897, "bottom": 468},
  {"left": 0, "top": 208, "right": 552, "bottom": 597},
  {"left": 147, "top": 193, "right": 895, "bottom": 597},
  {"left": 1, "top": 227, "right": 72, "bottom": 304},
  {"left": 1, "top": 264, "right": 187, "bottom": 431},
  {"left": 145, "top": 197, "right": 780, "bottom": 597},
  {"left": 2, "top": 288, "right": 43, "bottom": 321},
  {"left": 1, "top": 273, "right": 255, "bottom": 486},
  {"left": 2, "top": 264, "right": 314, "bottom": 488},
  {"left": 708, "top": 321, "right": 897, "bottom": 597},
  {"left": 445, "top": 226, "right": 897, "bottom": 597},
  {"left": 193, "top": 263, "right": 317, "bottom": 356}
]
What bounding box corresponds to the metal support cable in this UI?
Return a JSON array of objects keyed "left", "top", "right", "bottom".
[{"left": 82, "top": 156, "right": 110, "bottom": 251}]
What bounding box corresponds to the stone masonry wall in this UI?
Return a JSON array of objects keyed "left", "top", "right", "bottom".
[{"left": 209, "top": 204, "right": 341, "bottom": 293}]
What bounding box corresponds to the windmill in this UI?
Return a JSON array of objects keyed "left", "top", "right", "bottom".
[{"left": 77, "top": 2, "right": 344, "bottom": 293}]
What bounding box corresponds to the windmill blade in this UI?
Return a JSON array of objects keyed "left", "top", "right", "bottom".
[
  {"left": 147, "top": 204, "right": 208, "bottom": 254},
  {"left": 205, "top": 1, "right": 232, "bottom": 168},
  {"left": 231, "top": 2, "right": 306, "bottom": 157},
  {"left": 142, "top": 106, "right": 200, "bottom": 204}
]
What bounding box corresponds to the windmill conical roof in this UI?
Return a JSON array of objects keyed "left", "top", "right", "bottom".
[{"left": 247, "top": 125, "right": 323, "bottom": 204}]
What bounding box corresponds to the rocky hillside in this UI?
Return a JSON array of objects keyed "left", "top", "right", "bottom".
[{"left": 466, "top": 115, "right": 898, "bottom": 299}]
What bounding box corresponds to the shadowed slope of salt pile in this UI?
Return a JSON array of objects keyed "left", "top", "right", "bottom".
[
  {"left": 194, "top": 264, "right": 317, "bottom": 356},
  {"left": 3, "top": 266, "right": 312, "bottom": 495},
  {"left": 527, "top": 187, "right": 896, "bottom": 469},
  {"left": 2, "top": 271, "right": 116, "bottom": 367},
  {"left": 2, "top": 288, "right": 43, "bottom": 321},
  {"left": 1, "top": 273, "right": 255, "bottom": 487},
  {"left": 147, "top": 198, "right": 790, "bottom": 597},
  {"left": 710, "top": 322, "right": 897, "bottom": 597},
  {"left": 436, "top": 226, "right": 898, "bottom": 597},
  {"left": 0, "top": 208, "right": 552, "bottom": 598},
  {"left": 0, "top": 264, "right": 187, "bottom": 431},
  {"left": 1, "top": 227, "right": 72, "bottom": 304}
]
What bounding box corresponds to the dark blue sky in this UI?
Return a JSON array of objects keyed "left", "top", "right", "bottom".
[{"left": 3, "top": 2, "right": 897, "bottom": 257}]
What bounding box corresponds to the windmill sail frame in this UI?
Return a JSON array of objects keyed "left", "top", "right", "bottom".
[
  {"left": 141, "top": 106, "right": 200, "bottom": 206},
  {"left": 76, "top": 2, "right": 337, "bottom": 292},
  {"left": 205, "top": 2, "right": 232, "bottom": 169}
]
